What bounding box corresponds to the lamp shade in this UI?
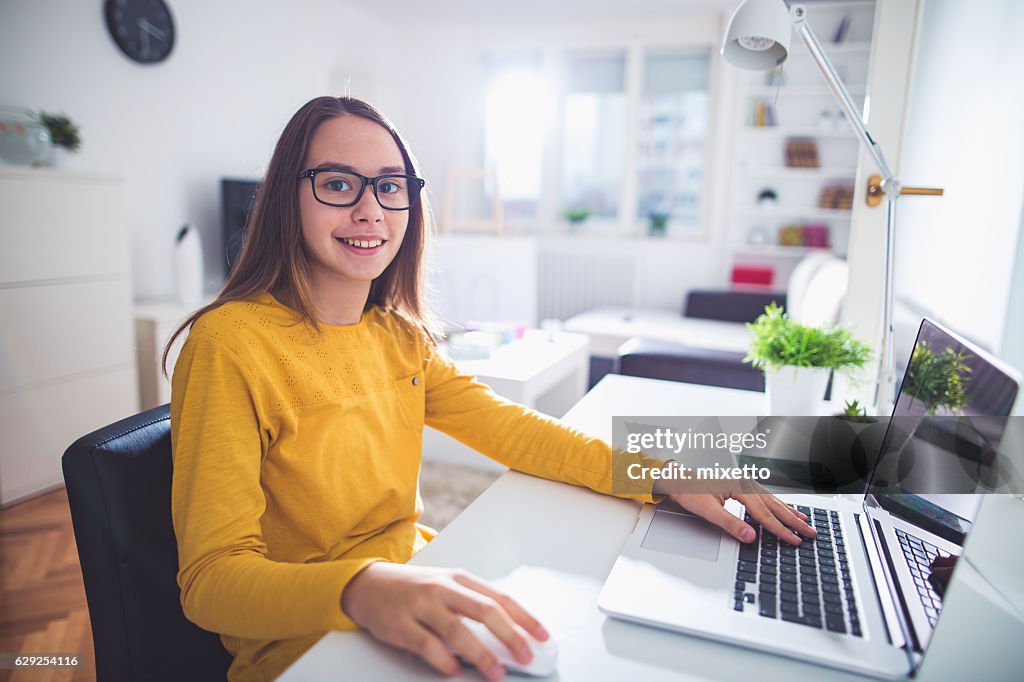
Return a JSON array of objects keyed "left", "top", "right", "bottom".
[{"left": 721, "top": 0, "right": 792, "bottom": 70}]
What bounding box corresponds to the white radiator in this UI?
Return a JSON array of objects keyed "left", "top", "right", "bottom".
[{"left": 538, "top": 249, "right": 636, "bottom": 321}]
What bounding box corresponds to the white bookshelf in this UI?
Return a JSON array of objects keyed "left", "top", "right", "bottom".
[{"left": 726, "top": 0, "right": 877, "bottom": 289}]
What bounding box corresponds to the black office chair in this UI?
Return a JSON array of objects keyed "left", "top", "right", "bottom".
[{"left": 62, "top": 404, "right": 232, "bottom": 681}]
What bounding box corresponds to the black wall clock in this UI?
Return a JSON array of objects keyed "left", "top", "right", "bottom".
[{"left": 104, "top": 0, "right": 176, "bottom": 64}]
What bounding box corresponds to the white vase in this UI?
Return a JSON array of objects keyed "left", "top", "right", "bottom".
[
  {"left": 174, "top": 224, "right": 204, "bottom": 307},
  {"left": 765, "top": 366, "right": 831, "bottom": 415},
  {"left": 48, "top": 146, "right": 73, "bottom": 168}
]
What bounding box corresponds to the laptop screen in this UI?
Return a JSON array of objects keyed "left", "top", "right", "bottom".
[
  {"left": 867, "top": 317, "right": 1021, "bottom": 499},
  {"left": 860, "top": 318, "right": 1021, "bottom": 665}
]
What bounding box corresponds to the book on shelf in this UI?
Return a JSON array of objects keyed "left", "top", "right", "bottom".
[
  {"left": 818, "top": 181, "right": 855, "bottom": 209},
  {"left": 753, "top": 100, "right": 777, "bottom": 127},
  {"left": 833, "top": 15, "right": 852, "bottom": 43},
  {"left": 784, "top": 137, "right": 820, "bottom": 168}
]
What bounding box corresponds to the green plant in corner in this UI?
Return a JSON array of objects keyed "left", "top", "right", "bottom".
[
  {"left": 37, "top": 111, "right": 81, "bottom": 152},
  {"left": 901, "top": 341, "right": 971, "bottom": 415},
  {"left": 744, "top": 303, "right": 871, "bottom": 374}
]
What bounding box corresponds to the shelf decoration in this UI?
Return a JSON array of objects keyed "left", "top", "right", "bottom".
[
  {"left": 819, "top": 182, "right": 854, "bottom": 209},
  {"left": 784, "top": 137, "right": 820, "bottom": 167},
  {"left": 756, "top": 187, "right": 779, "bottom": 205},
  {"left": 833, "top": 15, "right": 853, "bottom": 44},
  {"left": 753, "top": 100, "right": 777, "bottom": 127},
  {"left": 731, "top": 264, "right": 774, "bottom": 289},
  {"left": 778, "top": 224, "right": 803, "bottom": 246},
  {"left": 778, "top": 223, "right": 831, "bottom": 249}
]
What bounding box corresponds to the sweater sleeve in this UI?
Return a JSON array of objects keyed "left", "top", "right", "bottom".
[
  {"left": 421, "top": 342, "right": 663, "bottom": 502},
  {"left": 170, "top": 331, "right": 380, "bottom": 639}
]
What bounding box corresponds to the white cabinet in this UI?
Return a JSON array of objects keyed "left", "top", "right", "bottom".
[
  {"left": 0, "top": 167, "right": 139, "bottom": 505},
  {"left": 726, "top": 0, "right": 876, "bottom": 288},
  {"left": 134, "top": 300, "right": 204, "bottom": 410}
]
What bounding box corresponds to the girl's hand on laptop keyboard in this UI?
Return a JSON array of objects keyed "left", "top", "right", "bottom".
[{"left": 667, "top": 484, "right": 817, "bottom": 545}]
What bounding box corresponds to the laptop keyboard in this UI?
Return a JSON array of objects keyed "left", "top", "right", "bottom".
[
  {"left": 733, "top": 505, "right": 862, "bottom": 637},
  {"left": 894, "top": 527, "right": 945, "bottom": 627}
]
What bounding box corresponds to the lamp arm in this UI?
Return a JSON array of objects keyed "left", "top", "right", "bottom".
[
  {"left": 789, "top": 5, "right": 898, "bottom": 189},
  {"left": 789, "top": 4, "right": 901, "bottom": 413}
]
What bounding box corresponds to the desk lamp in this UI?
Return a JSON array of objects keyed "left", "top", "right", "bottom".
[{"left": 721, "top": 0, "right": 943, "bottom": 413}]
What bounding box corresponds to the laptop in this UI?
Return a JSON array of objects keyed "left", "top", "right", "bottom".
[{"left": 598, "top": 318, "right": 1022, "bottom": 679}]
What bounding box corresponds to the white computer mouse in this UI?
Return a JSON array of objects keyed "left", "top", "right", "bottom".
[{"left": 453, "top": 618, "right": 558, "bottom": 677}]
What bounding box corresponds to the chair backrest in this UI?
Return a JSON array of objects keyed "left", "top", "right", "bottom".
[
  {"left": 787, "top": 253, "right": 849, "bottom": 327},
  {"left": 62, "top": 404, "right": 232, "bottom": 682}
]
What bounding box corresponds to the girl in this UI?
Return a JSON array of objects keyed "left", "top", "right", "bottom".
[{"left": 167, "top": 96, "right": 814, "bottom": 682}]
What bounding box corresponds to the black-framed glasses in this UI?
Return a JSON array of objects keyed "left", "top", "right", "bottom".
[{"left": 298, "top": 168, "right": 425, "bottom": 211}]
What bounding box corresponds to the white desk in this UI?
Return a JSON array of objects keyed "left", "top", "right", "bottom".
[{"left": 281, "top": 375, "right": 1024, "bottom": 681}]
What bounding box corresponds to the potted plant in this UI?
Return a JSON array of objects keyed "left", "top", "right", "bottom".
[
  {"left": 745, "top": 303, "right": 871, "bottom": 415},
  {"left": 36, "top": 111, "right": 81, "bottom": 166},
  {"left": 836, "top": 399, "right": 874, "bottom": 422},
  {"left": 812, "top": 398, "right": 888, "bottom": 492},
  {"left": 561, "top": 208, "right": 591, "bottom": 230},
  {"left": 900, "top": 341, "right": 971, "bottom": 415},
  {"left": 647, "top": 211, "right": 669, "bottom": 237}
]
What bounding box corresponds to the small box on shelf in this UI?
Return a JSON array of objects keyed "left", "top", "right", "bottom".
[
  {"left": 778, "top": 223, "right": 831, "bottom": 249},
  {"left": 731, "top": 264, "right": 775, "bottom": 289}
]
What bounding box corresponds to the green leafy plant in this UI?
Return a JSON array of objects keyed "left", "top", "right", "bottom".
[
  {"left": 744, "top": 303, "right": 871, "bottom": 373},
  {"left": 648, "top": 212, "right": 669, "bottom": 235},
  {"left": 37, "top": 111, "right": 81, "bottom": 152},
  {"left": 842, "top": 399, "right": 867, "bottom": 418},
  {"left": 836, "top": 398, "right": 876, "bottom": 422},
  {"left": 561, "top": 208, "right": 591, "bottom": 224},
  {"left": 902, "top": 341, "right": 971, "bottom": 415}
]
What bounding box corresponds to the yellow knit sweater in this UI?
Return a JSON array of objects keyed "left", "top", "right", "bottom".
[{"left": 170, "top": 292, "right": 656, "bottom": 681}]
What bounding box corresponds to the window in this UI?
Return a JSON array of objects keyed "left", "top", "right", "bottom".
[
  {"left": 561, "top": 52, "right": 628, "bottom": 221},
  {"left": 636, "top": 50, "right": 711, "bottom": 234},
  {"left": 483, "top": 54, "right": 554, "bottom": 221},
  {"left": 480, "top": 46, "right": 713, "bottom": 236}
]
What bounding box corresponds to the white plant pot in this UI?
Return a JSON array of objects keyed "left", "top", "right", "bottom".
[
  {"left": 765, "top": 366, "right": 831, "bottom": 416},
  {"left": 48, "top": 145, "right": 73, "bottom": 168}
]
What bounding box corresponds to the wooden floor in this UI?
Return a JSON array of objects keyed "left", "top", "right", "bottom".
[{"left": 0, "top": 488, "right": 95, "bottom": 682}]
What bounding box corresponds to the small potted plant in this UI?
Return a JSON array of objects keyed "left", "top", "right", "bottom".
[
  {"left": 811, "top": 398, "right": 887, "bottom": 493},
  {"left": 561, "top": 208, "right": 591, "bottom": 230},
  {"left": 900, "top": 341, "right": 971, "bottom": 415},
  {"left": 647, "top": 211, "right": 670, "bottom": 237},
  {"left": 836, "top": 399, "right": 874, "bottom": 423},
  {"left": 37, "top": 111, "right": 81, "bottom": 166},
  {"left": 745, "top": 303, "right": 871, "bottom": 415}
]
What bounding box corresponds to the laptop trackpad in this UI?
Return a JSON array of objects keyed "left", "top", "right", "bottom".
[{"left": 642, "top": 510, "right": 722, "bottom": 561}]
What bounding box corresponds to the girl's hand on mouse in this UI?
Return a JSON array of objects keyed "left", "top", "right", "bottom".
[{"left": 342, "top": 563, "right": 549, "bottom": 681}]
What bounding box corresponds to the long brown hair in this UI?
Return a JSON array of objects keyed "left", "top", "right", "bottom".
[{"left": 162, "top": 96, "right": 436, "bottom": 375}]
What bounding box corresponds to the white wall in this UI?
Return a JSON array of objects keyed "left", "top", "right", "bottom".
[
  {"left": 0, "top": 0, "right": 399, "bottom": 299},
  {"left": 1000, "top": 206, "right": 1024, "bottom": 414},
  {"left": 893, "top": 0, "right": 1024, "bottom": 353}
]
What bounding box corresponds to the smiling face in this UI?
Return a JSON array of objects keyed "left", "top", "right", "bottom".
[{"left": 298, "top": 114, "right": 410, "bottom": 301}]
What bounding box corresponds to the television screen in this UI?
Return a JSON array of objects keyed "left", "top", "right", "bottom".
[{"left": 221, "top": 178, "right": 260, "bottom": 276}]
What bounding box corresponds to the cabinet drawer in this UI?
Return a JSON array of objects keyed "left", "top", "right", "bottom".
[
  {"left": 0, "top": 279, "right": 135, "bottom": 392},
  {"left": 0, "top": 367, "right": 138, "bottom": 505},
  {"left": 0, "top": 171, "right": 129, "bottom": 284}
]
